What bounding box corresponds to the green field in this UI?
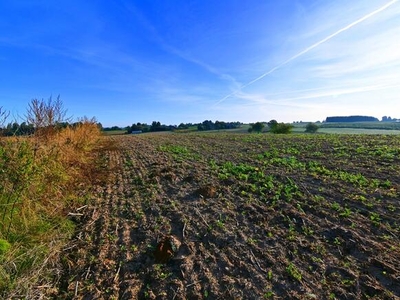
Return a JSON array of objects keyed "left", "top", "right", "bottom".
[
  {"left": 292, "top": 121, "right": 400, "bottom": 135},
  {"left": 102, "top": 129, "right": 127, "bottom": 135}
]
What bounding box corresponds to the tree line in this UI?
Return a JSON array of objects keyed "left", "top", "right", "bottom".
[
  {"left": 0, "top": 121, "right": 102, "bottom": 136},
  {"left": 106, "top": 120, "right": 243, "bottom": 134},
  {"left": 248, "top": 120, "right": 298, "bottom": 134}
]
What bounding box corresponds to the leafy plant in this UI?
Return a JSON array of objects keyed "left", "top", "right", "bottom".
[
  {"left": 264, "top": 291, "right": 274, "bottom": 298},
  {"left": 0, "top": 239, "right": 11, "bottom": 256},
  {"left": 369, "top": 212, "right": 381, "bottom": 226},
  {"left": 339, "top": 207, "right": 352, "bottom": 218},
  {"left": 286, "top": 262, "right": 302, "bottom": 281},
  {"left": 267, "top": 270, "right": 273, "bottom": 280}
]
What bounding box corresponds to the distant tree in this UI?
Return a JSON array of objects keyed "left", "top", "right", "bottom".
[
  {"left": 134, "top": 123, "right": 142, "bottom": 131},
  {"left": 204, "top": 120, "right": 214, "bottom": 130},
  {"left": 248, "top": 122, "right": 265, "bottom": 133},
  {"left": 267, "top": 120, "right": 278, "bottom": 130},
  {"left": 196, "top": 120, "right": 241, "bottom": 131},
  {"left": 215, "top": 120, "right": 226, "bottom": 130},
  {"left": 150, "top": 121, "right": 159, "bottom": 131},
  {"left": 382, "top": 116, "right": 393, "bottom": 122},
  {"left": 197, "top": 120, "right": 210, "bottom": 131},
  {"left": 305, "top": 122, "right": 319, "bottom": 133},
  {"left": 1, "top": 121, "right": 35, "bottom": 136},
  {"left": 270, "top": 122, "right": 293, "bottom": 134},
  {"left": 19, "top": 122, "right": 35, "bottom": 135},
  {"left": 178, "top": 123, "right": 188, "bottom": 129},
  {"left": 138, "top": 123, "right": 150, "bottom": 132},
  {"left": 149, "top": 121, "right": 175, "bottom": 132}
]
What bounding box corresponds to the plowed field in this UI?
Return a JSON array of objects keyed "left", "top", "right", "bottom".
[{"left": 57, "top": 133, "right": 400, "bottom": 299}]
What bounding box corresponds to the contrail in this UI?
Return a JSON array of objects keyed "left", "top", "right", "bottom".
[
  {"left": 258, "top": 83, "right": 400, "bottom": 104},
  {"left": 215, "top": 0, "right": 398, "bottom": 105}
]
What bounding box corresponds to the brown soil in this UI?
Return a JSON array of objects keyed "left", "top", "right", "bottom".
[{"left": 56, "top": 133, "right": 400, "bottom": 299}]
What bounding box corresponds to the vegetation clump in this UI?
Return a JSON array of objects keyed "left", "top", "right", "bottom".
[
  {"left": 248, "top": 122, "right": 265, "bottom": 133},
  {"left": 268, "top": 120, "right": 293, "bottom": 134},
  {"left": 305, "top": 122, "right": 319, "bottom": 133},
  {"left": 0, "top": 99, "right": 102, "bottom": 297}
]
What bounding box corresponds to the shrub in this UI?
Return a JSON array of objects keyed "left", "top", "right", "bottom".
[
  {"left": 248, "top": 122, "right": 265, "bottom": 133},
  {"left": 0, "top": 99, "right": 102, "bottom": 297},
  {"left": 270, "top": 123, "right": 293, "bottom": 134},
  {"left": 0, "top": 239, "right": 10, "bottom": 256},
  {"left": 267, "top": 120, "right": 278, "bottom": 129},
  {"left": 305, "top": 122, "right": 319, "bottom": 133},
  {"left": 26, "top": 96, "right": 71, "bottom": 140}
]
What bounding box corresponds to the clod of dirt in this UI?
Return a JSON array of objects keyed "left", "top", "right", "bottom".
[
  {"left": 154, "top": 235, "right": 181, "bottom": 263},
  {"left": 164, "top": 172, "right": 177, "bottom": 182},
  {"left": 197, "top": 184, "right": 217, "bottom": 198},
  {"left": 183, "top": 175, "right": 195, "bottom": 183}
]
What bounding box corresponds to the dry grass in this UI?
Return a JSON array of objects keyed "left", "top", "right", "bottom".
[{"left": 0, "top": 117, "right": 104, "bottom": 298}]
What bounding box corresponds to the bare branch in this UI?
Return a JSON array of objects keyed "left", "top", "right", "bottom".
[
  {"left": 0, "top": 107, "right": 10, "bottom": 136},
  {"left": 25, "top": 95, "right": 71, "bottom": 139},
  {"left": 0, "top": 106, "right": 10, "bottom": 127}
]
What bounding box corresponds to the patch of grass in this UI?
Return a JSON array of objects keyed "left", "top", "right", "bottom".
[
  {"left": 102, "top": 129, "right": 127, "bottom": 135},
  {"left": 157, "top": 143, "right": 199, "bottom": 161}
]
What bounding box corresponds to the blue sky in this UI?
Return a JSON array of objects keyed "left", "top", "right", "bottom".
[{"left": 1, "top": 0, "right": 399, "bottom": 127}]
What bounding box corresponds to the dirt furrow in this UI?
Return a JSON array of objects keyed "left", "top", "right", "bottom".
[{"left": 55, "top": 134, "right": 400, "bottom": 299}]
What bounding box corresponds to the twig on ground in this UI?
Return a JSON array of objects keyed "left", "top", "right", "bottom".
[
  {"left": 68, "top": 212, "right": 84, "bottom": 217},
  {"left": 249, "top": 249, "right": 267, "bottom": 273},
  {"left": 114, "top": 263, "right": 121, "bottom": 282},
  {"left": 194, "top": 205, "right": 210, "bottom": 228},
  {"left": 182, "top": 222, "right": 187, "bottom": 239},
  {"left": 186, "top": 280, "right": 202, "bottom": 288},
  {"left": 85, "top": 266, "right": 91, "bottom": 280},
  {"left": 76, "top": 205, "right": 88, "bottom": 211},
  {"left": 63, "top": 244, "right": 77, "bottom": 251},
  {"left": 171, "top": 286, "right": 180, "bottom": 300},
  {"left": 74, "top": 281, "right": 79, "bottom": 297}
]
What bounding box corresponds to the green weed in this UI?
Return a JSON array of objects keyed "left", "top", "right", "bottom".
[{"left": 286, "top": 262, "right": 302, "bottom": 281}]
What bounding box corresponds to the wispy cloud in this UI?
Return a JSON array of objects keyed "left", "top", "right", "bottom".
[
  {"left": 2, "top": 1, "right": 399, "bottom": 125},
  {"left": 238, "top": 82, "right": 400, "bottom": 106},
  {"left": 215, "top": 0, "right": 399, "bottom": 105},
  {"left": 161, "top": 45, "right": 242, "bottom": 89},
  {"left": 120, "top": 1, "right": 241, "bottom": 90}
]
